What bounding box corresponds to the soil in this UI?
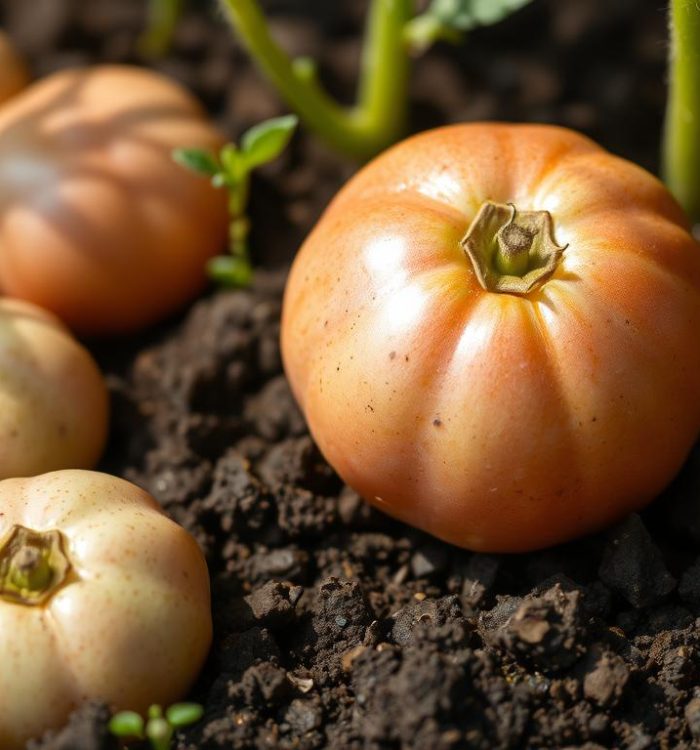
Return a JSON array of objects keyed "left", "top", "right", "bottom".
[{"left": 3, "top": 0, "right": 700, "bottom": 748}]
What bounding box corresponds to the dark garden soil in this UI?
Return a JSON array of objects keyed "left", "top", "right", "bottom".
[{"left": 4, "top": 0, "right": 700, "bottom": 748}]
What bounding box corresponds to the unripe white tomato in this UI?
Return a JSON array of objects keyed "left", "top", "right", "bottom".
[
  {"left": 0, "top": 470, "right": 212, "bottom": 749},
  {"left": 0, "top": 298, "right": 108, "bottom": 478}
]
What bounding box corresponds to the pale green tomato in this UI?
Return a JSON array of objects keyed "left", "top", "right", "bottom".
[{"left": 0, "top": 470, "right": 212, "bottom": 749}]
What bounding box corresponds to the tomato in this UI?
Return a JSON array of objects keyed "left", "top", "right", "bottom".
[
  {"left": 0, "top": 470, "right": 212, "bottom": 749},
  {"left": 0, "top": 298, "right": 108, "bottom": 478},
  {"left": 0, "top": 65, "right": 228, "bottom": 335},
  {"left": 0, "top": 31, "right": 29, "bottom": 106},
  {"left": 281, "top": 123, "right": 700, "bottom": 552}
]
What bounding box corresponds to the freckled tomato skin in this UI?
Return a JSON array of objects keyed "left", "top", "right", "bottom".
[
  {"left": 0, "top": 65, "right": 228, "bottom": 335},
  {"left": 0, "top": 298, "right": 108, "bottom": 478},
  {"left": 0, "top": 32, "right": 30, "bottom": 106},
  {"left": 0, "top": 470, "right": 212, "bottom": 750},
  {"left": 281, "top": 123, "right": 700, "bottom": 553}
]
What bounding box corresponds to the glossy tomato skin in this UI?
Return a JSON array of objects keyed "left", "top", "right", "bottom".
[
  {"left": 0, "top": 65, "right": 228, "bottom": 335},
  {"left": 281, "top": 123, "right": 700, "bottom": 553}
]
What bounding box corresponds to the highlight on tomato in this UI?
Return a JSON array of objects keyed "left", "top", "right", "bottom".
[
  {"left": 0, "top": 298, "right": 108, "bottom": 478},
  {"left": 0, "top": 470, "right": 212, "bottom": 750},
  {"left": 0, "top": 65, "right": 228, "bottom": 335},
  {"left": 281, "top": 122, "right": 700, "bottom": 553}
]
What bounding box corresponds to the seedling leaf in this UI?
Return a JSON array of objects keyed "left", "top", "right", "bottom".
[
  {"left": 172, "top": 147, "right": 220, "bottom": 176},
  {"left": 427, "top": 0, "right": 533, "bottom": 31},
  {"left": 166, "top": 702, "right": 205, "bottom": 727},
  {"left": 240, "top": 115, "right": 298, "bottom": 169},
  {"left": 109, "top": 711, "right": 145, "bottom": 738},
  {"left": 406, "top": 0, "right": 533, "bottom": 52},
  {"left": 173, "top": 148, "right": 220, "bottom": 177}
]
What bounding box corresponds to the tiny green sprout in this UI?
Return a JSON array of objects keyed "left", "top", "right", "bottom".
[
  {"left": 173, "top": 114, "right": 298, "bottom": 287},
  {"left": 109, "top": 703, "right": 204, "bottom": 750}
]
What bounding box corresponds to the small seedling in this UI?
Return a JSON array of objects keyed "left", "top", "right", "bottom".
[
  {"left": 109, "top": 703, "right": 204, "bottom": 750},
  {"left": 174, "top": 114, "right": 298, "bottom": 287}
]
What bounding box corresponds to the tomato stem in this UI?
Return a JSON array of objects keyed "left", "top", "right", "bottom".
[
  {"left": 494, "top": 205, "right": 534, "bottom": 277},
  {"left": 461, "top": 202, "right": 565, "bottom": 295},
  {"left": 0, "top": 526, "right": 71, "bottom": 605},
  {"left": 9, "top": 547, "right": 52, "bottom": 592},
  {"left": 663, "top": 0, "right": 700, "bottom": 231},
  {"left": 216, "top": 0, "right": 413, "bottom": 160}
]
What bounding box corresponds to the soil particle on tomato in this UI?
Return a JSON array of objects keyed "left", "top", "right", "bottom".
[{"left": 13, "top": 0, "right": 700, "bottom": 748}]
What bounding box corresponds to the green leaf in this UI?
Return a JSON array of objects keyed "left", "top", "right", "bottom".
[
  {"left": 166, "top": 702, "right": 205, "bottom": 728},
  {"left": 108, "top": 711, "right": 144, "bottom": 738},
  {"left": 240, "top": 115, "right": 298, "bottom": 169},
  {"left": 405, "top": 0, "right": 533, "bottom": 54},
  {"left": 172, "top": 147, "right": 220, "bottom": 176},
  {"left": 207, "top": 255, "right": 254, "bottom": 288},
  {"left": 426, "top": 0, "right": 533, "bottom": 31}
]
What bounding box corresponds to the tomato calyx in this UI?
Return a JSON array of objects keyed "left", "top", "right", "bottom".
[
  {"left": 461, "top": 201, "right": 566, "bottom": 294},
  {"left": 0, "top": 525, "right": 72, "bottom": 605}
]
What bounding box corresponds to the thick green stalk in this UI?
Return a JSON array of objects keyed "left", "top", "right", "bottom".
[
  {"left": 217, "top": 0, "right": 413, "bottom": 160},
  {"left": 663, "top": 0, "right": 700, "bottom": 229},
  {"left": 354, "top": 0, "right": 413, "bottom": 153}
]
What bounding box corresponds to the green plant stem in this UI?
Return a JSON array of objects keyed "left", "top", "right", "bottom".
[
  {"left": 228, "top": 179, "right": 251, "bottom": 260},
  {"left": 139, "top": 0, "right": 183, "bottom": 57},
  {"left": 217, "top": 0, "right": 413, "bottom": 160},
  {"left": 663, "top": 0, "right": 700, "bottom": 229}
]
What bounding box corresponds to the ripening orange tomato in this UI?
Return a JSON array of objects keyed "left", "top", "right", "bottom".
[
  {"left": 0, "top": 32, "right": 30, "bottom": 105},
  {"left": 281, "top": 123, "right": 700, "bottom": 553},
  {"left": 0, "top": 65, "right": 228, "bottom": 335}
]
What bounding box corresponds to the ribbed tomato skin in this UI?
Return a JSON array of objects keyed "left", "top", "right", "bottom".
[
  {"left": 282, "top": 123, "right": 700, "bottom": 552},
  {"left": 0, "top": 66, "right": 228, "bottom": 334}
]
